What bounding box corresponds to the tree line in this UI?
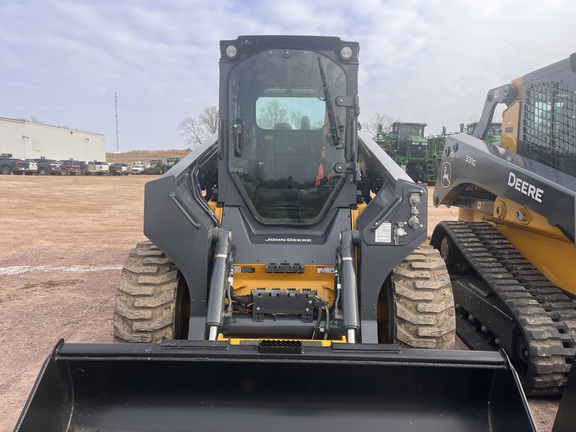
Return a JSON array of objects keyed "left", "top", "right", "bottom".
[
  {"left": 178, "top": 107, "right": 495, "bottom": 150},
  {"left": 179, "top": 106, "right": 401, "bottom": 150}
]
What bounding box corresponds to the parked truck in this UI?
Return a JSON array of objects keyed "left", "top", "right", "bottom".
[
  {"left": 33, "top": 159, "right": 62, "bottom": 176},
  {"left": 93, "top": 161, "right": 110, "bottom": 175},
  {"left": 58, "top": 160, "right": 82, "bottom": 176},
  {"left": 0, "top": 157, "right": 36, "bottom": 175}
]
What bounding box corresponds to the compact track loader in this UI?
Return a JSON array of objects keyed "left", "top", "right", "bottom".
[
  {"left": 431, "top": 54, "right": 576, "bottom": 397},
  {"left": 16, "top": 36, "right": 540, "bottom": 432}
]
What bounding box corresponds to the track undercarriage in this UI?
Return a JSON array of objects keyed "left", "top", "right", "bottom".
[{"left": 431, "top": 221, "right": 576, "bottom": 395}]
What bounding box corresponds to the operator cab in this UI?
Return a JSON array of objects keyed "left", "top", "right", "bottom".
[{"left": 220, "top": 38, "right": 359, "bottom": 226}]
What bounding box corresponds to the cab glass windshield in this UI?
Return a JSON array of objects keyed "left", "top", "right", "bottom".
[{"left": 228, "top": 49, "right": 347, "bottom": 225}]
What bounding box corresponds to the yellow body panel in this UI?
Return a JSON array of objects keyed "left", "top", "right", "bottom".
[
  {"left": 497, "top": 222, "right": 575, "bottom": 294},
  {"left": 499, "top": 78, "right": 523, "bottom": 153},
  {"left": 221, "top": 202, "right": 368, "bottom": 307},
  {"left": 458, "top": 208, "right": 488, "bottom": 222},
  {"left": 212, "top": 195, "right": 339, "bottom": 305},
  {"left": 350, "top": 201, "right": 366, "bottom": 229},
  {"left": 208, "top": 200, "right": 223, "bottom": 221},
  {"left": 459, "top": 197, "right": 576, "bottom": 295},
  {"left": 232, "top": 263, "right": 337, "bottom": 304}
]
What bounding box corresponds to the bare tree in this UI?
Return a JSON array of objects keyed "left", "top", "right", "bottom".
[
  {"left": 28, "top": 116, "right": 44, "bottom": 124},
  {"left": 468, "top": 113, "right": 480, "bottom": 123},
  {"left": 179, "top": 106, "right": 219, "bottom": 150},
  {"left": 257, "top": 100, "right": 287, "bottom": 129},
  {"left": 362, "top": 112, "right": 397, "bottom": 136},
  {"left": 289, "top": 110, "right": 304, "bottom": 129},
  {"left": 198, "top": 106, "right": 219, "bottom": 134}
]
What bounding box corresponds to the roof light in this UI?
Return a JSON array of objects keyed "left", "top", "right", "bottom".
[
  {"left": 225, "top": 44, "right": 238, "bottom": 59},
  {"left": 340, "top": 45, "right": 353, "bottom": 61}
]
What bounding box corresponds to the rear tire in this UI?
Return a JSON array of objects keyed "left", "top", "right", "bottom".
[
  {"left": 393, "top": 245, "right": 456, "bottom": 349},
  {"left": 113, "top": 241, "right": 181, "bottom": 343},
  {"left": 1, "top": 165, "right": 11, "bottom": 175}
]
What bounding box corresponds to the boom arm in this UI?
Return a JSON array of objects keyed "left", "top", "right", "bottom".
[
  {"left": 434, "top": 133, "right": 576, "bottom": 244},
  {"left": 472, "top": 83, "right": 518, "bottom": 141}
]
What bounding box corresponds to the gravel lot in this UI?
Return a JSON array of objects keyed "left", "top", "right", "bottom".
[{"left": 0, "top": 175, "right": 560, "bottom": 431}]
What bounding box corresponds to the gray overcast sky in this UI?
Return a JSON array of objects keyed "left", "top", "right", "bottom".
[{"left": 1, "top": 0, "right": 575, "bottom": 151}]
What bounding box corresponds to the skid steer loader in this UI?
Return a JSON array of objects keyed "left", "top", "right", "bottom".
[
  {"left": 431, "top": 54, "right": 576, "bottom": 397},
  {"left": 16, "top": 36, "right": 539, "bottom": 432}
]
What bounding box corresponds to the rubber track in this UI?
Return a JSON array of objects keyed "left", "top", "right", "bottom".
[{"left": 438, "top": 221, "right": 576, "bottom": 396}]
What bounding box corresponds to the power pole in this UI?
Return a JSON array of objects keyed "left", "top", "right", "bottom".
[{"left": 114, "top": 92, "right": 119, "bottom": 152}]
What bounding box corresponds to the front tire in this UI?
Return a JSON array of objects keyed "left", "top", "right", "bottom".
[
  {"left": 113, "top": 241, "right": 182, "bottom": 343},
  {"left": 393, "top": 245, "right": 456, "bottom": 349}
]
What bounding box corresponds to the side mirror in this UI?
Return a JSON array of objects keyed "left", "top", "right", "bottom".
[{"left": 233, "top": 120, "right": 243, "bottom": 157}]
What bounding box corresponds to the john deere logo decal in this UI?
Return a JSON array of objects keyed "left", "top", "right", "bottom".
[{"left": 441, "top": 162, "right": 451, "bottom": 188}]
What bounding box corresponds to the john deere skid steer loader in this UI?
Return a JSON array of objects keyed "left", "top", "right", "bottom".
[
  {"left": 16, "top": 36, "right": 539, "bottom": 432},
  {"left": 431, "top": 54, "right": 576, "bottom": 397}
]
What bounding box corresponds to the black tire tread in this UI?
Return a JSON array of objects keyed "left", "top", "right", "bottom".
[
  {"left": 113, "top": 241, "right": 179, "bottom": 343},
  {"left": 393, "top": 245, "right": 456, "bottom": 349}
]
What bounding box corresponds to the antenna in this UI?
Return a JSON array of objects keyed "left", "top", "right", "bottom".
[{"left": 114, "top": 92, "right": 119, "bottom": 152}]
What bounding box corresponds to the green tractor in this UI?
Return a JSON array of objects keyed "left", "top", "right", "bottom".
[
  {"left": 146, "top": 159, "right": 165, "bottom": 175},
  {"left": 164, "top": 156, "right": 181, "bottom": 172},
  {"left": 417, "top": 122, "right": 502, "bottom": 185},
  {"left": 374, "top": 122, "right": 441, "bottom": 184},
  {"left": 465, "top": 122, "right": 502, "bottom": 144},
  {"left": 424, "top": 133, "right": 448, "bottom": 186}
]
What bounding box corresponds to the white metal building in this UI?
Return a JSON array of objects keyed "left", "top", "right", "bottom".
[{"left": 0, "top": 117, "right": 106, "bottom": 161}]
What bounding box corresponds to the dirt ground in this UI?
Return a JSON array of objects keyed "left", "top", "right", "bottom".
[
  {"left": 0, "top": 175, "right": 559, "bottom": 431},
  {"left": 106, "top": 149, "right": 190, "bottom": 166}
]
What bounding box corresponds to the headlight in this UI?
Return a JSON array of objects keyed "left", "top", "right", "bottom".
[
  {"left": 225, "top": 44, "right": 238, "bottom": 59},
  {"left": 340, "top": 45, "right": 354, "bottom": 61}
]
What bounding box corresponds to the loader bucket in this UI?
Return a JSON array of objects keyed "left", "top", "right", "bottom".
[
  {"left": 16, "top": 339, "right": 536, "bottom": 432},
  {"left": 553, "top": 362, "right": 576, "bottom": 432}
]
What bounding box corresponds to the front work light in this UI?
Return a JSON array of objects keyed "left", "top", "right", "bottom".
[
  {"left": 225, "top": 44, "right": 238, "bottom": 59},
  {"left": 340, "top": 45, "right": 353, "bottom": 60}
]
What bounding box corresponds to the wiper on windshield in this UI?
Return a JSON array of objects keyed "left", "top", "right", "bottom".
[{"left": 317, "top": 56, "right": 341, "bottom": 147}]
